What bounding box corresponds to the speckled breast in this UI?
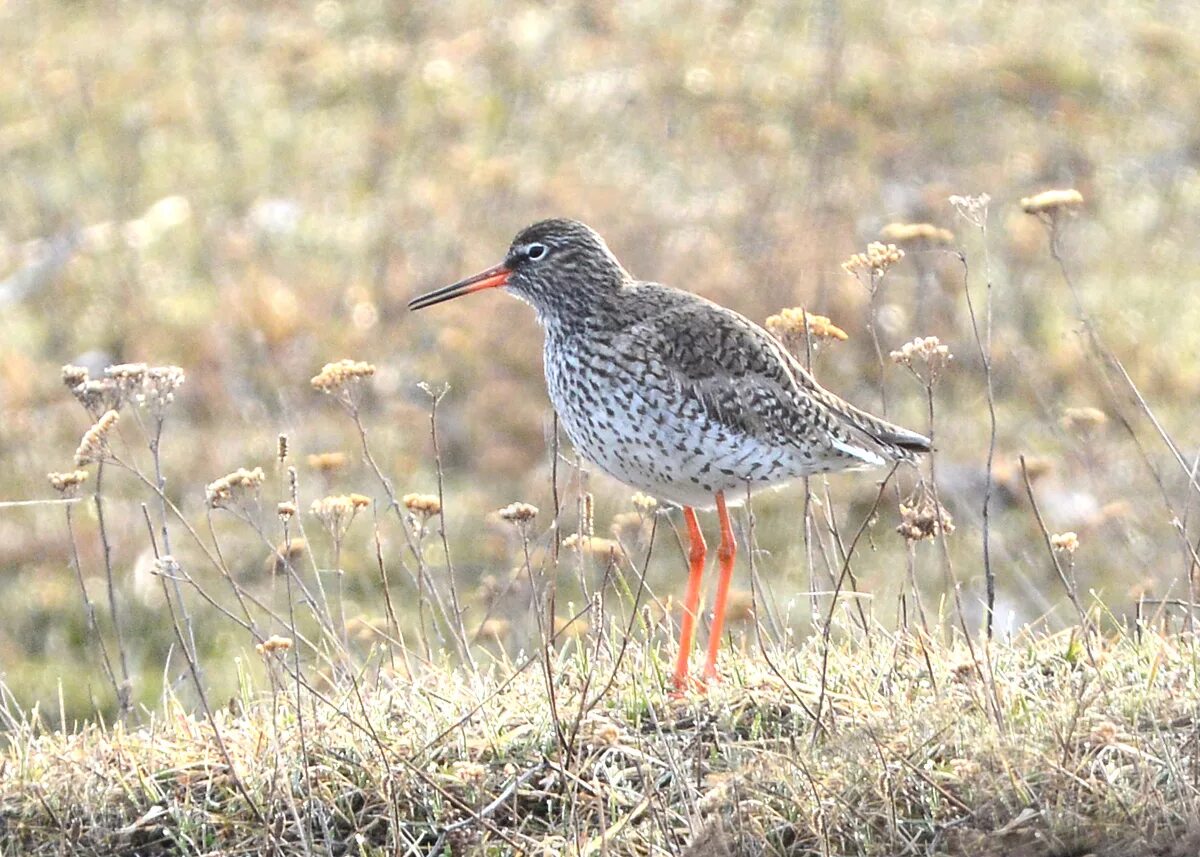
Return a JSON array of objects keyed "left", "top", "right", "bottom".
[{"left": 543, "top": 331, "right": 812, "bottom": 508}]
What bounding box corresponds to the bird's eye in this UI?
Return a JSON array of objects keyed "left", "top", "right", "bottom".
[{"left": 526, "top": 243, "right": 547, "bottom": 260}]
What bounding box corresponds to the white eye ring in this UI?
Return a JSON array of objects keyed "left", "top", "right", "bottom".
[{"left": 526, "top": 243, "right": 547, "bottom": 260}]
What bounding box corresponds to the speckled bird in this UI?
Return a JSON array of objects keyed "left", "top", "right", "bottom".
[{"left": 408, "top": 219, "right": 930, "bottom": 690}]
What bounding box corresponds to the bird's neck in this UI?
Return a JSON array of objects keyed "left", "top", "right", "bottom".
[{"left": 535, "top": 281, "right": 630, "bottom": 335}]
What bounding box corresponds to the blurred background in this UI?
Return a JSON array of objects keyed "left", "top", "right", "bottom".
[{"left": 3, "top": 0, "right": 1200, "bottom": 722}]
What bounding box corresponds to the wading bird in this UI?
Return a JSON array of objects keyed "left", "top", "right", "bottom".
[{"left": 408, "top": 219, "right": 929, "bottom": 690}]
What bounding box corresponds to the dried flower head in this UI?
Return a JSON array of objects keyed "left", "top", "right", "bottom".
[
  {"left": 1060, "top": 406, "right": 1108, "bottom": 433},
  {"left": 890, "top": 335, "right": 953, "bottom": 383},
  {"left": 47, "top": 469, "right": 89, "bottom": 495},
  {"left": 140, "top": 366, "right": 186, "bottom": 415},
  {"left": 497, "top": 501, "right": 538, "bottom": 524},
  {"left": 307, "top": 451, "right": 349, "bottom": 473},
  {"left": 1050, "top": 532, "right": 1079, "bottom": 554},
  {"left": 631, "top": 492, "right": 658, "bottom": 517},
  {"left": 65, "top": 367, "right": 123, "bottom": 416},
  {"left": 61, "top": 364, "right": 89, "bottom": 389},
  {"left": 277, "top": 501, "right": 297, "bottom": 520},
  {"left": 948, "top": 193, "right": 991, "bottom": 228},
  {"left": 205, "top": 466, "right": 266, "bottom": 509},
  {"left": 897, "top": 485, "right": 955, "bottom": 543},
  {"left": 103, "top": 363, "right": 185, "bottom": 416},
  {"left": 879, "top": 222, "right": 955, "bottom": 246},
  {"left": 766, "top": 307, "right": 848, "bottom": 355},
  {"left": 152, "top": 555, "right": 181, "bottom": 579},
  {"left": 403, "top": 493, "right": 442, "bottom": 517},
  {"left": 105, "top": 362, "right": 147, "bottom": 393},
  {"left": 561, "top": 533, "right": 623, "bottom": 559},
  {"left": 1021, "top": 188, "right": 1084, "bottom": 216},
  {"left": 310, "top": 494, "right": 365, "bottom": 542},
  {"left": 311, "top": 359, "right": 376, "bottom": 410},
  {"left": 74, "top": 410, "right": 120, "bottom": 466},
  {"left": 256, "top": 635, "right": 293, "bottom": 657},
  {"left": 842, "top": 242, "right": 904, "bottom": 291},
  {"left": 349, "top": 493, "right": 371, "bottom": 510}
]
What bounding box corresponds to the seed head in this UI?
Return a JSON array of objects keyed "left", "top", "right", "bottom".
[
  {"left": 104, "top": 363, "right": 185, "bottom": 416},
  {"left": 1050, "top": 532, "right": 1079, "bottom": 554},
  {"left": 307, "top": 451, "right": 349, "bottom": 473},
  {"left": 629, "top": 492, "right": 658, "bottom": 516},
  {"left": 311, "top": 359, "right": 376, "bottom": 408},
  {"left": 67, "top": 373, "right": 123, "bottom": 417},
  {"left": 880, "top": 222, "right": 955, "bottom": 246},
  {"left": 402, "top": 493, "right": 442, "bottom": 517},
  {"left": 61, "top": 364, "right": 89, "bottom": 388},
  {"left": 74, "top": 410, "right": 120, "bottom": 466},
  {"left": 561, "top": 533, "right": 624, "bottom": 559},
  {"left": 277, "top": 501, "right": 297, "bottom": 520},
  {"left": 1021, "top": 188, "right": 1083, "bottom": 215},
  {"left": 153, "top": 555, "right": 181, "bottom": 578},
  {"left": 897, "top": 485, "right": 955, "bottom": 543},
  {"left": 890, "top": 336, "right": 953, "bottom": 383},
  {"left": 47, "top": 469, "right": 89, "bottom": 496},
  {"left": 205, "top": 466, "right": 266, "bottom": 509},
  {"left": 256, "top": 635, "right": 294, "bottom": 657},
  {"left": 842, "top": 242, "right": 904, "bottom": 284},
  {"left": 948, "top": 193, "right": 991, "bottom": 228},
  {"left": 310, "top": 494, "right": 365, "bottom": 542},
  {"left": 497, "top": 501, "right": 538, "bottom": 524},
  {"left": 766, "top": 307, "right": 848, "bottom": 354}
]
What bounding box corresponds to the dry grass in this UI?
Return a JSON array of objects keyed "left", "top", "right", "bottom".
[{"left": 3, "top": 623, "right": 1199, "bottom": 855}]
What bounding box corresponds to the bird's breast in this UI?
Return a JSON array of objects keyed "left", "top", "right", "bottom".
[{"left": 541, "top": 334, "right": 810, "bottom": 505}]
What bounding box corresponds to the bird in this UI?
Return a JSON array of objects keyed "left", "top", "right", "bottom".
[{"left": 408, "top": 219, "right": 930, "bottom": 690}]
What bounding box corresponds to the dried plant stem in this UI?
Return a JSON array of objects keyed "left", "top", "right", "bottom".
[
  {"left": 519, "top": 526, "right": 567, "bottom": 757},
  {"left": 372, "top": 514, "right": 407, "bottom": 675},
  {"left": 1049, "top": 224, "right": 1199, "bottom": 499},
  {"left": 280, "top": 518, "right": 316, "bottom": 853},
  {"left": 92, "top": 463, "right": 131, "bottom": 687},
  {"left": 923, "top": 385, "right": 967, "bottom": 642},
  {"left": 957, "top": 244, "right": 999, "bottom": 638},
  {"left": 348, "top": 406, "right": 459, "bottom": 657},
  {"left": 140, "top": 506, "right": 269, "bottom": 831},
  {"left": 746, "top": 486, "right": 821, "bottom": 727},
  {"left": 147, "top": 416, "right": 198, "bottom": 664},
  {"left": 1019, "top": 456, "right": 1096, "bottom": 672},
  {"left": 425, "top": 385, "right": 475, "bottom": 669},
  {"left": 63, "top": 505, "right": 123, "bottom": 708},
  {"left": 813, "top": 466, "right": 897, "bottom": 739}
]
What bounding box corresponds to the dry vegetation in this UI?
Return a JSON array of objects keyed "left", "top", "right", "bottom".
[
  {"left": 4, "top": 627, "right": 1200, "bottom": 856},
  {"left": 3, "top": 0, "right": 1200, "bottom": 853}
]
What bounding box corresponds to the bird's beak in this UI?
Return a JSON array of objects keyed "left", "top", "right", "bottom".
[{"left": 407, "top": 262, "right": 511, "bottom": 311}]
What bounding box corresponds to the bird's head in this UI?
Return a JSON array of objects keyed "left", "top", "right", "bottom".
[{"left": 408, "top": 219, "right": 628, "bottom": 320}]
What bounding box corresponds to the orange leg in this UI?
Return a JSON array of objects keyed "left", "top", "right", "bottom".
[
  {"left": 672, "top": 506, "right": 706, "bottom": 691},
  {"left": 703, "top": 491, "right": 736, "bottom": 682}
]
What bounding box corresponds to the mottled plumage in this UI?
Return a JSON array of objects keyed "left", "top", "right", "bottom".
[{"left": 409, "top": 218, "right": 930, "bottom": 689}]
